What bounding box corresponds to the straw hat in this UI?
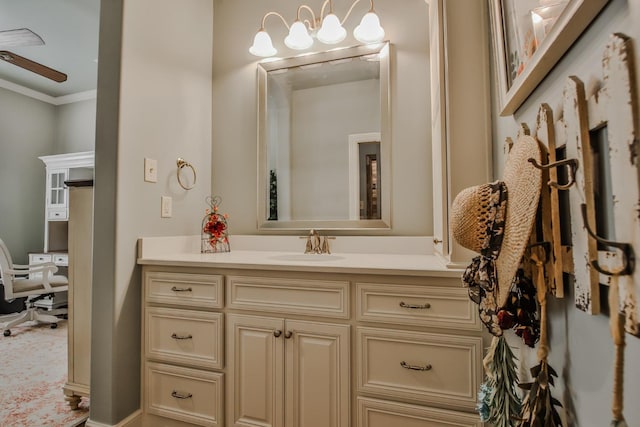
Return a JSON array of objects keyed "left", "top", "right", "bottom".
[{"left": 451, "top": 134, "right": 542, "bottom": 308}]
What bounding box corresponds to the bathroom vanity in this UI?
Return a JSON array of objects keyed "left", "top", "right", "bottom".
[{"left": 138, "top": 236, "right": 483, "bottom": 427}]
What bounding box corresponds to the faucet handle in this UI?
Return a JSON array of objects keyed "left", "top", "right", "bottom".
[{"left": 321, "top": 236, "right": 335, "bottom": 254}]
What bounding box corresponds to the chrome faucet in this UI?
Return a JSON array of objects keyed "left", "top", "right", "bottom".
[
  {"left": 305, "top": 229, "right": 321, "bottom": 254},
  {"left": 303, "top": 229, "right": 334, "bottom": 254}
]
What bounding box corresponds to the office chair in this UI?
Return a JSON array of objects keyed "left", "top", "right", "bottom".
[{"left": 0, "top": 238, "right": 68, "bottom": 336}]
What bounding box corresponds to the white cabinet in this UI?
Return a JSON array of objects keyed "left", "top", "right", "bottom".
[
  {"left": 38, "top": 151, "right": 94, "bottom": 252},
  {"left": 227, "top": 314, "right": 350, "bottom": 427},
  {"left": 46, "top": 168, "right": 69, "bottom": 218}
]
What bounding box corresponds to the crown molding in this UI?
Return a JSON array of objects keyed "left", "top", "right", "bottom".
[{"left": 0, "top": 78, "right": 96, "bottom": 105}]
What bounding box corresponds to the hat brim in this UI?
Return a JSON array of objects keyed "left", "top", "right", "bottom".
[{"left": 495, "top": 134, "right": 543, "bottom": 308}]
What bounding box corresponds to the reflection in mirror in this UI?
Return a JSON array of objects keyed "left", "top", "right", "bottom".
[{"left": 257, "top": 42, "right": 390, "bottom": 231}]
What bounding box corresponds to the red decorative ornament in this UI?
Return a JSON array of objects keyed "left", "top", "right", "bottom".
[{"left": 201, "top": 196, "right": 230, "bottom": 253}]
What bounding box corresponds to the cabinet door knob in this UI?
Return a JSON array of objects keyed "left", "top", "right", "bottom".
[
  {"left": 400, "top": 361, "right": 432, "bottom": 371},
  {"left": 284, "top": 330, "right": 293, "bottom": 339},
  {"left": 273, "top": 330, "right": 282, "bottom": 338},
  {"left": 399, "top": 301, "right": 431, "bottom": 310}
]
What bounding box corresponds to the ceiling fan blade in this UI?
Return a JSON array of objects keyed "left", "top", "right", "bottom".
[
  {"left": 0, "top": 50, "right": 67, "bottom": 83},
  {"left": 0, "top": 28, "right": 44, "bottom": 48}
]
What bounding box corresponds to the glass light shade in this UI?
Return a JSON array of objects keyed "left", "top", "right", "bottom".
[
  {"left": 249, "top": 30, "right": 277, "bottom": 57},
  {"left": 317, "top": 13, "right": 347, "bottom": 44},
  {"left": 284, "top": 21, "right": 313, "bottom": 50},
  {"left": 353, "top": 12, "right": 385, "bottom": 44}
]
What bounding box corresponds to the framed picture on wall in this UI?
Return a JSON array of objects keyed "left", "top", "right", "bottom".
[{"left": 489, "top": 0, "right": 611, "bottom": 116}]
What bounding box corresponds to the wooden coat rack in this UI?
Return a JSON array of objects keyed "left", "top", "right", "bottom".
[{"left": 506, "top": 33, "right": 639, "bottom": 337}]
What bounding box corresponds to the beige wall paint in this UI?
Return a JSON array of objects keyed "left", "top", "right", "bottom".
[
  {"left": 212, "top": 0, "right": 432, "bottom": 235},
  {"left": 490, "top": 0, "right": 640, "bottom": 424},
  {"left": 90, "top": 0, "right": 213, "bottom": 424}
]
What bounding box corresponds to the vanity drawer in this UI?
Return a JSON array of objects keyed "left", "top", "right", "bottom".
[
  {"left": 357, "top": 397, "right": 482, "bottom": 427},
  {"left": 145, "top": 362, "right": 224, "bottom": 427},
  {"left": 356, "top": 283, "right": 479, "bottom": 331},
  {"left": 145, "top": 272, "right": 223, "bottom": 309},
  {"left": 227, "top": 275, "right": 349, "bottom": 318},
  {"left": 357, "top": 327, "right": 482, "bottom": 411},
  {"left": 146, "top": 307, "right": 223, "bottom": 369}
]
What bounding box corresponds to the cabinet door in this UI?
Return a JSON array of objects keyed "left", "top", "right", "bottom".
[
  {"left": 227, "top": 314, "right": 284, "bottom": 427},
  {"left": 284, "top": 320, "right": 350, "bottom": 427},
  {"left": 47, "top": 168, "right": 69, "bottom": 209}
]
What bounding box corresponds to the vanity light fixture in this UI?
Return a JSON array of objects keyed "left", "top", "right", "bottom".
[{"left": 249, "top": 0, "right": 385, "bottom": 58}]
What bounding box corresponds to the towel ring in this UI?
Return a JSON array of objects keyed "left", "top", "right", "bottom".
[{"left": 177, "top": 158, "right": 196, "bottom": 190}]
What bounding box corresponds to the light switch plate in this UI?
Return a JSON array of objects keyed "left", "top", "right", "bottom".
[
  {"left": 161, "top": 196, "right": 172, "bottom": 218},
  {"left": 144, "top": 158, "right": 158, "bottom": 183}
]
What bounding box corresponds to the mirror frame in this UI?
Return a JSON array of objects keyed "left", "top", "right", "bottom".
[{"left": 256, "top": 42, "right": 391, "bottom": 231}]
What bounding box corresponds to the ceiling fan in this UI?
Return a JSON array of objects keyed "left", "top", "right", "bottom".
[{"left": 0, "top": 28, "right": 67, "bottom": 83}]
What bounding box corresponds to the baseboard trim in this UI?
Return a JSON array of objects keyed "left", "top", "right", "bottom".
[{"left": 86, "top": 409, "right": 142, "bottom": 427}]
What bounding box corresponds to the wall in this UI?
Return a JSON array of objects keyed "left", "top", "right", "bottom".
[
  {"left": 490, "top": 0, "right": 640, "bottom": 424},
  {"left": 0, "top": 86, "right": 95, "bottom": 265},
  {"left": 212, "top": 0, "right": 431, "bottom": 235},
  {"left": 0, "top": 87, "right": 55, "bottom": 264},
  {"left": 55, "top": 98, "right": 97, "bottom": 153},
  {"left": 290, "top": 79, "right": 379, "bottom": 220},
  {"left": 90, "top": 0, "right": 213, "bottom": 424}
]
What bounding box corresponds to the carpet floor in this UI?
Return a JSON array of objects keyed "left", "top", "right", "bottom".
[{"left": 0, "top": 318, "right": 89, "bottom": 426}]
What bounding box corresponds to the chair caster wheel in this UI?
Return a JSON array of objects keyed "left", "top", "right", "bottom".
[
  {"left": 50, "top": 323, "right": 58, "bottom": 329},
  {"left": 3, "top": 330, "right": 11, "bottom": 337}
]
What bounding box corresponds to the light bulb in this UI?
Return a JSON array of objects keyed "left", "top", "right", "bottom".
[
  {"left": 249, "top": 30, "right": 277, "bottom": 57},
  {"left": 284, "top": 21, "right": 313, "bottom": 50},
  {"left": 317, "top": 13, "right": 347, "bottom": 45},
  {"left": 353, "top": 12, "right": 385, "bottom": 44}
]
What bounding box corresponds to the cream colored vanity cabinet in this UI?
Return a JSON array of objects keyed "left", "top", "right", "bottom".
[
  {"left": 142, "top": 270, "right": 225, "bottom": 427},
  {"left": 354, "top": 278, "right": 484, "bottom": 427},
  {"left": 226, "top": 275, "right": 351, "bottom": 427},
  {"left": 139, "top": 262, "right": 483, "bottom": 427}
]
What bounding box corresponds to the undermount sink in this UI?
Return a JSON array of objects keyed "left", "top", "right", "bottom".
[{"left": 269, "top": 254, "right": 345, "bottom": 262}]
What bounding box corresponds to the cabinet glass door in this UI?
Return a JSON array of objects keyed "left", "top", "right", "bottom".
[{"left": 49, "top": 169, "right": 67, "bottom": 207}]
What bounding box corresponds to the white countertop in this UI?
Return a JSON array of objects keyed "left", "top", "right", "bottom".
[{"left": 137, "top": 235, "right": 464, "bottom": 278}]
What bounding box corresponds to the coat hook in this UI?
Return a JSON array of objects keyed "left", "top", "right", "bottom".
[
  {"left": 527, "top": 157, "right": 578, "bottom": 190},
  {"left": 580, "top": 204, "right": 635, "bottom": 276},
  {"left": 526, "top": 241, "right": 551, "bottom": 263}
]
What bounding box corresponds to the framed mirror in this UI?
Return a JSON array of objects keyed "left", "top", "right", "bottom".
[{"left": 257, "top": 42, "right": 391, "bottom": 231}]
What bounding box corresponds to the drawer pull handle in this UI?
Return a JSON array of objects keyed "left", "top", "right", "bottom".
[
  {"left": 171, "top": 286, "right": 193, "bottom": 292},
  {"left": 171, "top": 333, "right": 193, "bottom": 340},
  {"left": 273, "top": 330, "right": 282, "bottom": 338},
  {"left": 399, "top": 301, "right": 431, "bottom": 310},
  {"left": 171, "top": 390, "right": 193, "bottom": 399},
  {"left": 400, "top": 361, "right": 432, "bottom": 371},
  {"left": 284, "top": 330, "right": 293, "bottom": 339}
]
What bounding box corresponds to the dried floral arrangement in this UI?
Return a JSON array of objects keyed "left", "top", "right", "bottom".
[
  {"left": 515, "top": 251, "right": 562, "bottom": 427},
  {"left": 201, "top": 196, "right": 230, "bottom": 253},
  {"left": 477, "top": 335, "right": 521, "bottom": 427},
  {"left": 516, "top": 360, "right": 562, "bottom": 426}
]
